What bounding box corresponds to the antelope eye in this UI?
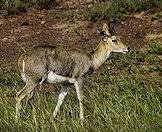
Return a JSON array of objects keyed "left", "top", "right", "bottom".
[{"left": 112, "top": 39, "right": 117, "bottom": 43}]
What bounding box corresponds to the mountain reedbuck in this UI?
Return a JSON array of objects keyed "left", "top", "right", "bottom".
[{"left": 15, "top": 23, "right": 129, "bottom": 121}]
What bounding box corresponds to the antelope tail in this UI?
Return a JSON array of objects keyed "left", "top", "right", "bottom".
[{"left": 22, "top": 60, "right": 25, "bottom": 73}]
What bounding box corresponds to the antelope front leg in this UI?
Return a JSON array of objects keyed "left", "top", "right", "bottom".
[
  {"left": 53, "top": 86, "right": 68, "bottom": 118},
  {"left": 74, "top": 79, "right": 84, "bottom": 121}
]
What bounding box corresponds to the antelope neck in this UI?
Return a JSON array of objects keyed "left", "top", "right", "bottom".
[{"left": 91, "top": 41, "right": 111, "bottom": 70}]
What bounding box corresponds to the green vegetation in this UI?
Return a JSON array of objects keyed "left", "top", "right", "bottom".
[
  {"left": 84, "top": 0, "right": 162, "bottom": 22},
  {"left": 0, "top": 0, "right": 161, "bottom": 16},
  {"left": 148, "top": 40, "right": 162, "bottom": 55},
  {"left": 0, "top": 0, "right": 56, "bottom": 14},
  {"left": 1, "top": 41, "right": 162, "bottom": 131}
]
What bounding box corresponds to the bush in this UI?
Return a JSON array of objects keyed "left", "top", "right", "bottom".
[
  {"left": 0, "top": 0, "right": 56, "bottom": 14},
  {"left": 2, "top": 0, "right": 24, "bottom": 14}
]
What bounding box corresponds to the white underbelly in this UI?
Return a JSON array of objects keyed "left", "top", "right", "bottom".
[{"left": 47, "top": 71, "right": 76, "bottom": 84}]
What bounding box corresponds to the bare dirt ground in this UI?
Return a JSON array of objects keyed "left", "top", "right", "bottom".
[{"left": 0, "top": 6, "right": 162, "bottom": 74}]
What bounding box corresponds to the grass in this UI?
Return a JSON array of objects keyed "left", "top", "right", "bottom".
[
  {"left": 0, "top": 0, "right": 57, "bottom": 14},
  {"left": 0, "top": 41, "right": 162, "bottom": 131},
  {"left": 83, "top": 0, "right": 162, "bottom": 22},
  {"left": 0, "top": 0, "right": 161, "bottom": 16}
]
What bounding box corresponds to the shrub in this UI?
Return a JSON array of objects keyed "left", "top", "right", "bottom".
[
  {"left": 0, "top": 0, "right": 57, "bottom": 14},
  {"left": 2, "top": 0, "right": 24, "bottom": 14}
]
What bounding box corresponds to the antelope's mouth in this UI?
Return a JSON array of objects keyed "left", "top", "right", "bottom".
[{"left": 122, "top": 47, "right": 129, "bottom": 54}]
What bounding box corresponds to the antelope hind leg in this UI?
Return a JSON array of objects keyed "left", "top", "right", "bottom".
[
  {"left": 15, "top": 81, "right": 37, "bottom": 120},
  {"left": 24, "top": 90, "right": 34, "bottom": 109}
]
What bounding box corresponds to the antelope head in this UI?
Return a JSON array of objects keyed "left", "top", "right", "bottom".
[{"left": 98, "top": 23, "right": 129, "bottom": 54}]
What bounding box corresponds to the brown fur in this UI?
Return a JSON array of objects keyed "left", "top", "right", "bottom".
[{"left": 19, "top": 46, "right": 93, "bottom": 80}]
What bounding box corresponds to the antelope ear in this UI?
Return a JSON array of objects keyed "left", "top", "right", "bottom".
[
  {"left": 102, "top": 23, "right": 111, "bottom": 36},
  {"left": 97, "top": 29, "right": 106, "bottom": 36}
]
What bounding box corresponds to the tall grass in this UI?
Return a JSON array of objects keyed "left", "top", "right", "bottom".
[{"left": 0, "top": 41, "right": 162, "bottom": 131}]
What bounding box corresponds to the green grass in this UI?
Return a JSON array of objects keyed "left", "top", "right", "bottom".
[
  {"left": 0, "top": 0, "right": 161, "bottom": 16},
  {"left": 0, "top": 0, "right": 57, "bottom": 14},
  {"left": 1, "top": 41, "right": 162, "bottom": 131},
  {"left": 83, "top": 0, "right": 162, "bottom": 22}
]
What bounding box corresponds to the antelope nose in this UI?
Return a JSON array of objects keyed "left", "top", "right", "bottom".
[{"left": 123, "top": 47, "right": 130, "bottom": 53}]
